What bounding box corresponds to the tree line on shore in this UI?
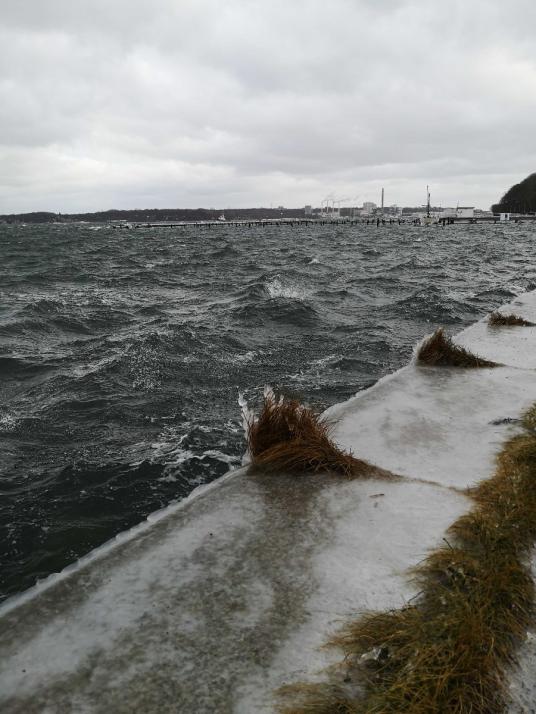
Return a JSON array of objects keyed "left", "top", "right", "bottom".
[
  {"left": 491, "top": 172, "right": 536, "bottom": 214},
  {"left": 0, "top": 207, "right": 306, "bottom": 224}
]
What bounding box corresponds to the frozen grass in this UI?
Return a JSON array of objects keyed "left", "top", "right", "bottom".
[
  {"left": 523, "top": 405, "right": 536, "bottom": 434},
  {"left": 488, "top": 312, "right": 535, "bottom": 327},
  {"left": 247, "top": 391, "right": 395, "bottom": 479},
  {"left": 417, "top": 328, "right": 500, "bottom": 368},
  {"left": 279, "top": 403, "right": 536, "bottom": 714}
]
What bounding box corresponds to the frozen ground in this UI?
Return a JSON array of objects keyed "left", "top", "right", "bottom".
[
  {"left": 327, "top": 364, "right": 535, "bottom": 489},
  {"left": 1, "top": 292, "right": 536, "bottom": 712}
]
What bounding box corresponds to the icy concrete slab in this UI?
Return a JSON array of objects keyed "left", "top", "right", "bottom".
[
  {"left": 0, "top": 470, "right": 468, "bottom": 714},
  {"left": 489, "top": 289, "right": 536, "bottom": 325},
  {"left": 328, "top": 364, "right": 536, "bottom": 489},
  {"left": 456, "top": 321, "right": 536, "bottom": 370},
  {"left": 327, "top": 289, "right": 536, "bottom": 490},
  {"left": 509, "top": 290, "right": 536, "bottom": 322},
  {"left": 455, "top": 291, "right": 536, "bottom": 370}
]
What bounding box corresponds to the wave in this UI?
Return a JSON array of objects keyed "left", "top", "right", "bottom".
[
  {"left": 233, "top": 350, "right": 257, "bottom": 364},
  {"left": 18, "top": 298, "right": 67, "bottom": 316},
  {"left": 233, "top": 273, "right": 312, "bottom": 303},
  {"left": 0, "top": 355, "right": 53, "bottom": 376},
  {"left": 233, "top": 280, "right": 269, "bottom": 304},
  {"left": 315, "top": 287, "right": 349, "bottom": 298},
  {"left": 265, "top": 277, "right": 310, "bottom": 300},
  {"left": 211, "top": 243, "right": 241, "bottom": 259},
  {"left": 383, "top": 257, "right": 425, "bottom": 272},
  {"left": 388, "top": 286, "right": 473, "bottom": 324},
  {"left": 0, "top": 412, "right": 19, "bottom": 433},
  {"left": 232, "top": 299, "right": 320, "bottom": 327},
  {"left": 2, "top": 304, "right": 135, "bottom": 339},
  {"left": 228, "top": 272, "right": 318, "bottom": 326},
  {"left": 473, "top": 286, "right": 522, "bottom": 301},
  {"left": 0, "top": 318, "right": 60, "bottom": 337},
  {"left": 332, "top": 355, "right": 386, "bottom": 371}
]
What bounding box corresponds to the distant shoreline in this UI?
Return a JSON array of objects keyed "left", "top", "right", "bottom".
[{"left": 0, "top": 205, "right": 491, "bottom": 224}]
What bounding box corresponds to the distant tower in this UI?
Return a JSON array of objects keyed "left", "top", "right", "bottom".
[{"left": 381, "top": 188, "right": 384, "bottom": 214}]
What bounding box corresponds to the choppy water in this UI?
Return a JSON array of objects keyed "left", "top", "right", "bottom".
[{"left": 1, "top": 221, "right": 535, "bottom": 602}]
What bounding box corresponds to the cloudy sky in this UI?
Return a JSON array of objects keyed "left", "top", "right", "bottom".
[{"left": 1, "top": 0, "right": 536, "bottom": 213}]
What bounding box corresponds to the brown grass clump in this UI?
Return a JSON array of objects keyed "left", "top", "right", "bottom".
[
  {"left": 247, "top": 391, "right": 390, "bottom": 479},
  {"left": 278, "top": 684, "right": 360, "bottom": 714},
  {"left": 279, "top": 403, "right": 536, "bottom": 714},
  {"left": 417, "top": 328, "right": 500, "bottom": 368},
  {"left": 522, "top": 404, "right": 536, "bottom": 434},
  {"left": 488, "top": 311, "right": 534, "bottom": 327}
]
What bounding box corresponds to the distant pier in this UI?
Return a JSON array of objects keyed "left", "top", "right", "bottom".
[
  {"left": 108, "top": 214, "right": 536, "bottom": 230},
  {"left": 439, "top": 214, "right": 536, "bottom": 225},
  {"left": 123, "top": 219, "right": 363, "bottom": 229},
  {"left": 113, "top": 218, "right": 417, "bottom": 230}
]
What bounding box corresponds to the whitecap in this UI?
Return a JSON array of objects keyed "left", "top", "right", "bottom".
[
  {"left": 308, "top": 353, "right": 337, "bottom": 370},
  {"left": 265, "top": 277, "right": 309, "bottom": 300},
  {"left": 197, "top": 450, "right": 241, "bottom": 465},
  {"left": 0, "top": 413, "right": 18, "bottom": 432},
  {"left": 157, "top": 474, "right": 178, "bottom": 483},
  {"left": 235, "top": 351, "right": 257, "bottom": 364},
  {"left": 238, "top": 391, "right": 255, "bottom": 436}
]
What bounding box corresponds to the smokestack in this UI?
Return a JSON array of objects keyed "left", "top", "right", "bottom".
[{"left": 381, "top": 188, "right": 384, "bottom": 212}]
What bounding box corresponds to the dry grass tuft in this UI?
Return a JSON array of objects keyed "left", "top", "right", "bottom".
[
  {"left": 279, "top": 403, "right": 536, "bottom": 714},
  {"left": 523, "top": 405, "right": 536, "bottom": 434},
  {"left": 417, "top": 328, "right": 500, "bottom": 368},
  {"left": 247, "top": 391, "right": 391, "bottom": 479},
  {"left": 488, "top": 311, "right": 534, "bottom": 327}
]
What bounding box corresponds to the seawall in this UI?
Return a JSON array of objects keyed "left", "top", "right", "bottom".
[{"left": 1, "top": 292, "right": 536, "bottom": 712}]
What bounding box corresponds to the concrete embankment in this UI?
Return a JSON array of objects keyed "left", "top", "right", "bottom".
[{"left": 1, "top": 292, "right": 536, "bottom": 713}]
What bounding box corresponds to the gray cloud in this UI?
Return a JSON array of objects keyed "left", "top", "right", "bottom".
[{"left": 1, "top": 0, "right": 535, "bottom": 212}]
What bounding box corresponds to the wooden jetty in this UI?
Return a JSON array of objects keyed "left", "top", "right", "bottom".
[
  {"left": 122, "top": 219, "right": 363, "bottom": 229},
  {"left": 112, "top": 218, "right": 411, "bottom": 230},
  {"left": 108, "top": 214, "right": 536, "bottom": 230}
]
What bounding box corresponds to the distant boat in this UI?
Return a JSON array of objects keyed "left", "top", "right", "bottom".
[{"left": 217, "top": 213, "right": 226, "bottom": 222}]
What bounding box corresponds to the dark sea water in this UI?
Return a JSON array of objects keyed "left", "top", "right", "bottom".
[{"left": 1, "top": 221, "right": 535, "bottom": 602}]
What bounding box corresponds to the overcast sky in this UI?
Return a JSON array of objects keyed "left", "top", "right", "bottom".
[{"left": 1, "top": 0, "right": 536, "bottom": 212}]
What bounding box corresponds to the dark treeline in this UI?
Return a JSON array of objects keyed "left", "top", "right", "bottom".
[
  {"left": 0, "top": 211, "right": 58, "bottom": 223},
  {"left": 492, "top": 172, "right": 536, "bottom": 214},
  {"left": 0, "top": 207, "right": 308, "bottom": 224}
]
